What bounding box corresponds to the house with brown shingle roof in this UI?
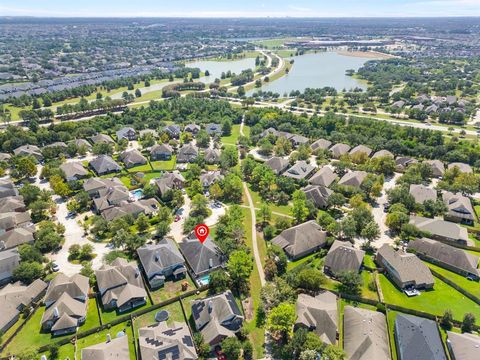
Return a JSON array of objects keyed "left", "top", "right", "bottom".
[
  {"left": 338, "top": 170, "right": 367, "bottom": 188},
  {"left": 82, "top": 334, "right": 130, "bottom": 360},
  {"left": 324, "top": 240, "right": 365, "bottom": 277},
  {"left": 424, "top": 160, "right": 445, "bottom": 178},
  {"left": 409, "top": 184, "right": 437, "bottom": 204},
  {"left": 310, "top": 138, "right": 332, "bottom": 152},
  {"left": 309, "top": 166, "right": 338, "bottom": 187},
  {"left": 329, "top": 143, "right": 351, "bottom": 159},
  {"left": 349, "top": 145, "right": 372, "bottom": 158},
  {"left": 265, "top": 156, "right": 290, "bottom": 175},
  {"left": 442, "top": 191, "right": 475, "bottom": 225},
  {"left": 409, "top": 215, "right": 471, "bottom": 246}
]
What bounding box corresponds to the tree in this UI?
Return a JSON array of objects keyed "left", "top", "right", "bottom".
[
  {"left": 337, "top": 271, "right": 363, "bottom": 296},
  {"left": 300, "top": 350, "right": 317, "bottom": 360},
  {"left": 386, "top": 211, "right": 409, "bottom": 233},
  {"left": 220, "top": 146, "right": 238, "bottom": 170},
  {"left": 360, "top": 220, "right": 380, "bottom": 243},
  {"left": 50, "top": 175, "right": 71, "bottom": 197},
  {"left": 135, "top": 88, "right": 142, "bottom": 97},
  {"left": 295, "top": 268, "right": 326, "bottom": 291},
  {"left": 461, "top": 313, "right": 476, "bottom": 333},
  {"left": 209, "top": 183, "right": 223, "bottom": 201},
  {"left": 292, "top": 190, "right": 309, "bottom": 224},
  {"left": 222, "top": 119, "right": 232, "bottom": 136},
  {"left": 136, "top": 213, "right": 150, "bottom": 233},
  {"left": 328, "top": 192, "right": 346, "bottom": 209},
  {"left": 267, "top": 302, "right": 296, "bottom": 341},
  {"left": 18, "top": 244, "right": 43, "bottom": 263},
  {"left": 237, "top": 85, "right": 246, "bottom": 97},
  {"left": 80, "top": 261, "right": 96, "bottom": 286},
  {"left": 34, "top": 221, "right": 63, "bottom": 253},
  {"left": 13, "top": 156, "right": 37, "bottom": 179},
  {"left": 222, "top": 173, "right": 243, "bottom": 203},
  {"left": 440, "top": 309, "right": 453, "bottom": 330},
  {"left": 339, "top": 216, "right": 357, "bottom": 240},
  {"left": 190, "top": 194, "right": 209, "bottom": 218},
  {"left": 221, "top": 337, "right": 242, "bottom": 360},
  {"left": 259, "top": 204, "right": 272, "bottom": 225},
  {"left": 227, "top": 250, "right": 253, "bottom": 293},
  {"left": 208, "top": 270, "right": 232, "bottom": 295},
  {"left": 13, "top": 262, "right": 44, "bottom": 284},
  {"left": 322, "top": 345, "right": 347, "bottom": 360}
]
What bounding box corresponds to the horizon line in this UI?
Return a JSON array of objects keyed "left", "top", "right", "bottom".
[{"left": 1, "top": 15, "right": 480, "bottom": 19}]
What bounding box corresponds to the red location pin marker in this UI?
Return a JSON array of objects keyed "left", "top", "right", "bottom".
[{"left": 194, "top": 224, "right": 209, "bottom": 244}]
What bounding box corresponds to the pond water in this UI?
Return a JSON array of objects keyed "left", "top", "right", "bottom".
[
  {"left": 186, "top": 57, "right": 257, "bottom": 83},
  {"left": 247, "top": 51, "right": 377, "bottom": 95}
]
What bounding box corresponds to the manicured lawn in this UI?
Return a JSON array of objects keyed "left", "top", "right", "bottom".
[
  {"left": 287, "top": 252, "right": 318, "bottom": 270},
  {"left": 149, "top": 275, "right": 196, "bottom": 304},
  {"left": 133, "top": 301, "right": 186, "bottom": 329},
  {"left": 360, "top": 271, "right": 379, "bottom": 301},
  {"left": 221, "top": 124, "right": 243, "bottom": 145},
  {"left": 378, "top": 274, "right": 480, "bottom": 324},
  {"left": 140, "top": 171, "right": 163, "bottom": 183},
  {"left": 126, "top": 162, "right": 153, "bottom": 173},
  {"left": 39, "top": 343, "right": 75, "bottom": 360},
  {"left": 363, "top": 253, "right": 376, "bottom": 269},
  {"left": 248, "top": 184, "right": 291, "bottom": 216},
  {"left": 151, "top": 156, "right": 176, "bottom": 171},
  {"left": 99, "top": 297, "right": 152, "bottom": 325},
  {"left": 386, "top": 310, "right": 399, "bottom": 360},
  {"left": 84, "top": 297, "right": 101, "bottom": 329},
  {"left": 425, "top": 262, "right": 480, "bottom": 298}
]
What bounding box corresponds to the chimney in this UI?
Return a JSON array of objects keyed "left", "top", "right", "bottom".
[
  {"left": 208, "top": 258, "right": 213, "bottom": 268},
  {"left": 53, "top": 307, "right": 59, "bottom": 318},
  {"left": 208, "top": 300, "right": 213, "bottom": 313},
  {"left": 106, "top": 333, "right": 111, "bottom": 343}
]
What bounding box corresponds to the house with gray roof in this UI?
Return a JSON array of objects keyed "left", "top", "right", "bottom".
[
  {"left": 184, "top": 123, "right": 201, "bottom": 135},
  {"left": 372, "top": 149, "right": 394, "bottom": 159},
  {"left": 206, "top": 123, "right": 222, "bottom": 136},
  {"left": 204, "top": 148, "right": 221, "bottom": 164},
  {"left": 424, "top": 160, "right": 445, "bottom": 178},
  {"left": 191, "top": 290, "right": 243, "bottom": 347},
  {"left": 164, "top": 124, "right": 181, "bottom": 139},
  {"left": 0, "top": 248, "right": 20, "bottom": 285},
  {"left": 392, "top": 100, "right": 405, "bottom": 109},
  {"left": 349, "top": 144, "right": 372, "bottom": 158},
  {"left": 83, "top": 177, "right": 126, "bottom": 197},
  {"left": 0, "top": 227, "right": 35, "bottom": 251},
  {"left": 272, "top": 220, "right": 327, "bottom": 260},
  {"left": 338, "top": 170, "right": 367, "bottom": 188},
  {"left": 179, "top": 233, "right": 225, "bottom": 282},
  {"left": 0, "top": 153, "right": 11, "bottom": 162},
  {"left": 409, "top": 184, "right": 437, "bottom": 204},
  {"left": 343, "top": 306, "right": 391, "bottom": 360},
  {"left": 309, "top": 166, "right": 338, "bottom": 187},
  {"left": 394, "top": 314, "right": 446, "bottom": 360},
  {"left": 69, "top": 139, "right": 92, "bottom": 151},
  {"left": 395, "top": 156, "right": 418, "bottom": 172},
  {"left": 42, "top": 273, "right": 89, "bottom": 335},
  {"left": 303, "top": 185, "right": 333, "bottom": 209},
  {"left": 82, "top": 334, "right": 130, "bottom": 360},
  {"left": 89, "top": 155, "right": 122, "bottom": 175},
  {"left": 408, "top": 238, "right": 480, "bottom": 280},
  {"left": 265, "top": 156, "right": 289, "bottom": 175},
  {"left": 409, "top": 215, "right": 471, "bottom": 246},
  {"left": 13, "top": 144, "right": 43, "bottom": 160},
  {"left": 295, "top": 291, "right": 338, "bottom": 345},
  {"left": 96, "top": 258, "right": 147, "bottom": 312},
  {"left": 330, "top": 143, "right": 351, "bottom": 158},
  {"left": 60, "top": 162, "right": 89, "bottom": 181},
  {"left": 447, "top": 331, "right": 480, "bottom": 360},
  {"left": 177, "top": 144, "right": 199, "bottom": 163},
  {"left": 119, "top": 149, "right": 147, "bottom": 168},
  {"left": 0, "top": 279, "right": 47, "bottom": 334},
  {"left": 324, "top": 240, "right": 364, "bottom": 277},
  {"left": 0, "top": 179, "right": 19, "bottom": 198},
  {"left": 0, "top": 212, "right": 32, "bottom": 237},
  {"left": 154, "top": 171, "right": 185, "bottom": 197},
  {"left": 448, "top": 162, "right": 473, "bottom": 174},
  {"left": 150, "top": 143, "right": 173, "bottom": 160},
  {"left": 139, "top": 321, "right": 197, "bottom": 360},
  {"left": 101, "top": 198, "right": 160, "bottom": 222},
  {"left": 137, "top": 239, "right": 187, "bottom": 289},
  {"left": 289, "top": 134, "right": 309, "bottom": 147},
  {"left": 200, "top": 171, "right": 224, "bottom": 188},
  {"left": 283, "top": 160, "right": 316, "bottom": 180},
  {"left": 443, "top": 191, "right": 475, "bottom": 225},
  {"left": 311, "top": 138, "right": 332, "bottom": 152},
  {"left": 90, "top": 133, "right": 114, "bottom": 145},
  {"left": 376, "top": 244, "right": 434, "bottom": 290},
  {"left": 0, "top": 195, "right": 25, "bottom": 213},
  {"left": 116, "top": 127, "right": 137, "bottom": 141}
]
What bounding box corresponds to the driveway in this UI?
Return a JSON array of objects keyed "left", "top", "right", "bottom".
[{"left": 169, "top": 194, "right": 191, "bottom": 242}]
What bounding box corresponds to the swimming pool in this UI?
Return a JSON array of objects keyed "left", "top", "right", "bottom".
[
  {"left": 130, "top": 189, "right": 144, "bottom": 200},
  {"left": 197, "top": 275, "right": 210, "bottom": 286}
]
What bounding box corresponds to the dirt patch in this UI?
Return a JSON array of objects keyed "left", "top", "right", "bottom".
[{"left": 242, "top": 297, "right": 254, "bottom": 321}]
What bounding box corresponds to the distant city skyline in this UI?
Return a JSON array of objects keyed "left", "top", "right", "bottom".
[{"left": 1, "top": 0, "right": 480, "bottom": 18}]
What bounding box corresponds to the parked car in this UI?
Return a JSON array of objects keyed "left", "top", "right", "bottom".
[{"left": 51, "top": 263, "right": 60, "bottom": 272}]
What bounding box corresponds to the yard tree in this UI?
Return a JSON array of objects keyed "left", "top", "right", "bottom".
[
  {"left": 187, "top": 179, "right": 203, "bottom": 198},
  {"left": 222, "top": 119, "right": 232, "bottom": 136},
  {"left": 221, "top": 337, "right": 242, "bottom": 360},
  {"left": 220, "top": 146, "right": 238, "bottom": 169},
  {"left": 13, "top": 156, "right": 37, "bottom": 179},
  {"left": 227, "top": 250, "right": 253, "bottom": 293},
  {"left": 13, "top": 261, "right": 43, "bottom": 284},
  {"left": 50, "top": 175, "right": 71, "bottom": 197},
  {"left": 195, "top": 130, "right": 210, "bottom": 148},
  {"left": 295, "top": 268, "right": 326, "bottom": 292},
  {"left": 361, "top": 220, "right": 380, "bottom": 243},
  {"left": 292, "top": 190, "right": 309, "bottom": 224},
  {"left": 190, "top": 194, "right": 209, "bottom": 218},
  {"left": 261, "top": 278, "right": 296, "bottom": 311},
  {"left": 440, "top": 309, "right": 453, "bottom": 330},
  {"left": 18, "top": 244, "right": 43, "bottom": 263},
  {"left": 209, "top": 182, "right": 223, "bottom": 201},
  {"left": 136, "top": 213, "right": 150, "bottom": 233},
  {"left": 461, "top": 313, "right": 476, "bottom": 333},
  {"left": 19, "top": 183, "right": 41, "bottom": 205},
  {"left": 322, "top": 345, "right": 347, "bottom": 360},
  {"left": 337, "top": 271, "right": 363, "bottom": 296},
  {"left": 327, "top": 192, "right": 346, "bottom": 209},
  {"left": 208, "top": 269, "right": 232, "bottom": 295},
  {"left": 300, "top": 350, "right": 317, "bottom": 360},
  {"left": 339, "top": 216, "right": 357, "bottom": 240},
  {"left": 222, "top": 173, "right": 243, "bottom": 203},
  {"left": 386, "top": 211, "right": 409, "bottom": 233},
  {"left": 267, "top": 302, "right": 296, "bottom": 341},
  {"left": 259, "top": 203, "right": 272, "bottom": 225}
]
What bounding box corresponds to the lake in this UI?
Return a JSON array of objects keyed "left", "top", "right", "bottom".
[{"left": 186, "top": 57, "right": 257, "bottom": 83}]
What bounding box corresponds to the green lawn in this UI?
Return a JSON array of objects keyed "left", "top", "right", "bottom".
[
  {"left": 248, "top": 184, "right": 291, "bottom": 216},
  {"left": 149, "top": 275, "right": 196, "bottom": 304},
  {"left": 133, "top": 301, "right": 186, "bottom": 329},
  {"left": 140, "top": 171, "right": 163, "bottom": 183},
  {"left": 151, "top": 156, "right": 176, "bottom": 171},
  {"left": 221, "top": 124, "right": 248, "bottom": 145},
  {"left": 363, "top": 254, "right": 376, "bottom": 269},
  {"left": 287, "top": 252, "right": 318, "bottom": 270},
  {"left": 99, "top": 297, "right": 152, "bottom": 324},
  {"left": 126, "top": 162, "right": 153, "bottom": 173},
  {"left": 84, "top": 298, "right": 102, "bottom": 329},
  {"left": 386, "top": 310, "right": 399, "bottom": 360},
  {"left": 361, "top": 271, "right": 379, "bottom": 301},
  {"left": 425, "top": 262, "right": 480, "bottom": 298},
  {"left": 378, "top": 274, "right": 480, "bottom": 324}
]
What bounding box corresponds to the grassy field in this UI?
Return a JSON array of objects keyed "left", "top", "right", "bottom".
[
  {"left": 379, "top": 274, "right": 480, "bottom": 324},
  {"left": 151, "top": 156, "right": 177, "bottom": 171},
  {"left": 361, "top": 271, "right": 379, "bottom": 301},
  {"left": 133, "top": 301, "right": 186, "bottom": 329},
  {"left": 221, "top": 124, "right": 249, "bottom": 145},
  {"left": 386, "top": 310, "right": 399, "bottom": 360},
  {"left": 126, "top": 162, "right": 153, "bottom": 173},
  {"left": 425, "top": 262, "right": 480, "bottom": 298},
  {"left": 149, "top": 275, "right": 196, "bottom": 304},
  {"left": 248, "top": 184, "right": 291, "bottom": 216},
  {"left": 252, "top": 38, "right": 294, "bottom": 49}
]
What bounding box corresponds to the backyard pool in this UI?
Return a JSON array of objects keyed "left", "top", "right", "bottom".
[
  {"left": 130, "top": 189, "right": 144, "bottom": 200},
  {"left": 197, "top": 275, "right": 210, "bottom": 286}
]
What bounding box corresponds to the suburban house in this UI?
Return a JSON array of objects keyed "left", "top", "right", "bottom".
[
  {"left": 309, "top": 166, "right": 338, "bottom": 187},
  {"left": 409, "top": 184, "right": 437, "bottom": 204},
  {"left": 338, "top": 170, "right": 367, "bottom": 188},
  {"left": 88, "top": 181, "right": 130, "bottom": 212},
  {"left": 154, "top": 171, "right": 185, "bottom": 197},
  {"left": 409, "top": 215, "right": 471, "bottom": 246},
  {"left": 424, "top": 160, "right": 445, "bottom": 178},
  {"left": 349, "top": 144, "right": 372, "bottom": 158},
  {"left": 119, "top": 149, "right": 147, "bottom": 168},
  {"left": 41, "top": 273, "right": 89, "bottom": 335},
  {"left": 310, "top": 138, "right": 332, "bottom": 152},
  {"left": 137, "top": 239, "right": 187, "bottom": 289},
  {"left": 13, "top": 144, "right": 43, "bottom": 160},
  {"left": 0, "top": 279, "right": 47, "bottom": 334},
  {"left": 376, "top": 244, "right": 434, "bottom": 290},
  {"left": 96, "top": 258, "right": 147, "bottom": 313},
  {"left": 0, "top": 179, "right": 19, "bottom": 198},
  {"left": 116, "top": 127, "right": 137, "bottom": 141},
  {"left": 43, "top": 142, "right": 68, "bottom": 154},
  {"left": 395, "top": 156, "right": 418, "bottom": 172},
  {"left": 446, "top": 331, "right": 480, "bottom": 360},
  {"left": 184, "top": 123, "right": 201, "bottom": 135},
  {"left": 272, "top": 220, "right": 327, "bottom": 260},
  {"left": 394, "top": 314, "right": 446, "bottom": 360},
  {"left": 101, "top": 198, "right": 160, "bottom": 222},
  {"left": 330, "top": 143, "right": 351, "bottom": 158},
  {"left": 206, "top": 123, "right": 222, "bottom": 136},
  {"left": 302, "top": 185, "right": 333, "bottom": 209},
  {"left": 0, "top": 152, "right": 11, "bottom": 162},
  {"left": 179, "top": 233, "right": 224, "bottom": 282},
  {"left": 191, "top": 290, "right": 244, "bottom": 347},
  {"left": 164, "top": 124, "right": 181, "bottom": 139},
  {"left": 200, "top": 171, "right": 224, "bottom": 188},
  {"left": 408, "top": 238, "right": 480, "bottom": 280},
  {"left": 90, "top": 133, "right": 115, "bottom": 145},
  {"left": 265, "top": 156, "right": 290, "bottom": 175},
  {"left": 149, "top": 143, "right": 173, "bottom": 160},
  {"left": 204, "top": 148, "right": 221, "bottom": 164},
  {"left": 283, "top": 160, "right": 316, "bottom": 180},
  {"left": 83, "top": 177, "right": 126, "bottom": 198},
  {"left": 138, "top": 322, "right": 197, "bottom": 360},
  {"left": 177, "top": 144, "right": 199, "bottom": 163},
  {"left": 448, "top": 162, "right": 473, "bottom": 174},
  {"left": 0, "top": 248, "right": 20, "bottom": 285},
  {"left": 89, "top": 155, "right": 122, "bottom": 175},
  {"left": 324, "top": 240, "right": 365, "bottom": 277},
  {"left": 295, "top": 291, "right": 338, "bottom": 345},
  {"left": 259, "top": 127, "right": 308, "bottom": 147},
  {"left": 0, "top": 227, "right": 34, "bottom": 251},
  {"left": 289, "top": 134, "right": 309, "bottom": 147},
  {"left": 372, "top": 149, "right": 394, "bottom": 159},
  {"left": 442, "top": 191, "right": 475, "bottom": 225},
  {"left": 60, "top": 162, "right": 89, "bottom": 181},
  {"left": 343, "top": 306, "right": 391, "bottom": 360},
  {"left": 0, "top": 195, "right": 26, "bottom": 213},
  {"left": 81, "top": 334, "right": 130, "bottom": 360},
  {"left": 69, "top": 138, "right": 92, "bottom": 151}
]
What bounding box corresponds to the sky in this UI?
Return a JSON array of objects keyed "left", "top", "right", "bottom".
[{"left": 0, "top": 0, "right": 480, "bottom": 18}]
